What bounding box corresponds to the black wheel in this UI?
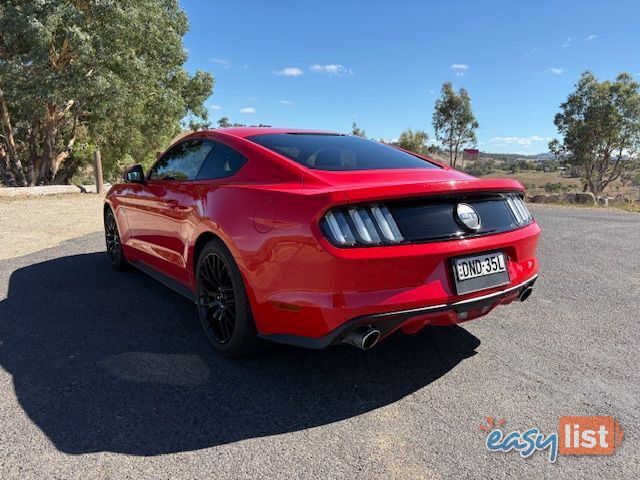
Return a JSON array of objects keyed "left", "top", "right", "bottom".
[
  {"left": 104, "top": 207, "right": 127, "bottom": 270},
  {"left": 196, "top": 239, "right": 262, "bottom": 357}
]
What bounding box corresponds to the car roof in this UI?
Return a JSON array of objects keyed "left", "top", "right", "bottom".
[{"left": 212, "top": 127, "right": 342, "bottom": 139}]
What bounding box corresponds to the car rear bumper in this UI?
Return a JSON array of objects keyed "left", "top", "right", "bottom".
[
  {"left": 258, "top": 274, "right": 538, "bottom": 349},
  {"left": 246, "top": 220, "right": 540, "bottom": 346}
]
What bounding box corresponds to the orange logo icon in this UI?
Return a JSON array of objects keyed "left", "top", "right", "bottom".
[{"left": 558, "top": 416, "right": 624, "bottom": 456}]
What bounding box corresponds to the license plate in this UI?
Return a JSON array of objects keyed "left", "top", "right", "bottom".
[{"left": 452, "top": 251, "right": 510, "bottom": 294}]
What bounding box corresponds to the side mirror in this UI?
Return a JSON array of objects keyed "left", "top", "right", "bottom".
[{"left": 124, "top": 164, "right": 145, "bottom": 184}]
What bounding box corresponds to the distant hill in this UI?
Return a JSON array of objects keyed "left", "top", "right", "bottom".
[{"left": 479, "top": 152, "right": 553, "bottom": 162}]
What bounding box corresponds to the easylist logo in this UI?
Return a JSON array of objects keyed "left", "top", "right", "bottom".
[
  {"left": 558, "top": 416, "right": 624, "bottom": 456},
  {"left": 482, "top": 415, "right": 624, "bottom": 463}
]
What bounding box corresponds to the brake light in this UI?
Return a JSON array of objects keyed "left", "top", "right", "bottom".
[
  {"left": 321, "top": 205, "right": 404, "bottom": 247},
  {"left": 506, "top": 194, "right": 532, "bottom": 225}
]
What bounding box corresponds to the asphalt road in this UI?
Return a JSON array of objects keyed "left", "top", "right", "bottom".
[{"left": 0, "top": 205, "right": 638, "bottom": 479}]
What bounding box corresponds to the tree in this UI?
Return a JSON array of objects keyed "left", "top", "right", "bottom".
[
  {"left": 432, "top": 81, "right": 479, "bottom": 168},
  {"left": 549, "top": 72, "right": 640, "bottom": 197},
  {"left": 397, "top": 128, "right": 429, "bottom": 155},
  {"left": 0, "top": 0, "right": 213, "bottom": 185},
  {"left": 217, "top": 117, "right": 231, "bottom": 128},
  {"left": 351, "top": 122, "right": 366, "bottom": 137}
]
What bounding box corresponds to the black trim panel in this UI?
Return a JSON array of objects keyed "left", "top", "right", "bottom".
[
  {"left": 130, "top": 260, "right": 197, "bottom": 303},
  {"left": 259, "top": 275, "right": 538, "bottom": 349}
]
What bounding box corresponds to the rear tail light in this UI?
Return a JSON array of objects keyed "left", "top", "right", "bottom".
[
  {"left": 321, "top": 205, "right": 404, "bottom": 247},
  {"left": 506, "top": 194, "right": 532, "bottom": 225}
]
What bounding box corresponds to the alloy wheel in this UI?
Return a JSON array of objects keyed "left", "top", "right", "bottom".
[
  {"left": 105, "top": 210, "right": 122, "bottom": 265},
  {"left": 198, "top": 252, "right": 237, "bottom": 344}
]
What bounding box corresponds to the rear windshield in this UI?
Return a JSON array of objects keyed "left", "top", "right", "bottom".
[{"left": 248, "top": 133, "right": 440, "bottom": 171}]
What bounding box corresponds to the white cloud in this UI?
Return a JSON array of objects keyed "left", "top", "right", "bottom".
[
  {"left": 279, "top": 100, "right": 294, "bottom": 105},
  {"left": 562, "top": 37, "right": 571, "bottom": 48},
  {"left": 451, "top": 64, "right": 470, "bottom": 77},
  {"left": 545, "top": 67, "right": 564, "bottom": 75},
  {"left": 211, "top": 58, "right": 231, "bottom": 69},
  {"left": 209, "top": 104, "right": 223, "bottom": 111},
  {"left": 242, "top": 64, "right": 250, "bottom": 70},
  {"left": 240, "top": 107, "right": 255, "bottom": 114},
  {"left": 309, "top": 64, "right": 353, "bottom": 75},
  {"left": 274, "top": 67, "right": 303, "bottom": 77},
  {"left": 585, "top": 34, "right": 597, "bottom": 41},
  {"left": 488, "top": 135, "right": 550, "bottom": 148}
]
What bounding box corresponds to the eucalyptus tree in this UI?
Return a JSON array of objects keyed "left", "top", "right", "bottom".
[
  {"left": 0, "top": 0, "right": 213, "bottom": 185},
  {"left": 432, "top": 81, "right": 479, "bottom": 168},
  {"left": 549, "top": 72, "right": 640, "bottom": 196},
  {"left": 351, "top": 122, "right": 366, "bottom": 138},
  {"left": 397, "top": 128, "right": 429, "bottom": 155}
]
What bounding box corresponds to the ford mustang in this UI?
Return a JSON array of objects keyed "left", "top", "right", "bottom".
[{"left": 104, "top": 128, "right": 540, "bottom": 356}]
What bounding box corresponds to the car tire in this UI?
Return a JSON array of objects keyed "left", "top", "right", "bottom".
[
  {"left": 104, "top": 207, "right": 128, "bottom": 271},
  {"left": 196, "top": 239, "right": 263, "bottom": 357}
]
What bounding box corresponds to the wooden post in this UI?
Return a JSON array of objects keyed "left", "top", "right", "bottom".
[{"left": 93, "top": 149, "right": 104, "bottom": 194}]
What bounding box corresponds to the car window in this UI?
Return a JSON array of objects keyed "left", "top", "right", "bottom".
[
  {"left": 148, "top": 139, "right": 215, "bottom": 181},
  {"left": 248, "top": 133, "right": 440, "bottom": 171},
  {"left": 196, "top": 143, "right": 246, "bottom": 180}
]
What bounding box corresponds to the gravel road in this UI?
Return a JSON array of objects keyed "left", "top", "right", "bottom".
[{"left": 0, "top": 204, "right": 638, "bottom": 479}]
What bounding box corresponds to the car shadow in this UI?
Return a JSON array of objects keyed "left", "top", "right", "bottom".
[{"left": 0, "top": 251, "right": 480, "bottom": 455}]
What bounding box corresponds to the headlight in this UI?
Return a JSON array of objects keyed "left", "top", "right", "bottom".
[{"left": 321, "top": 204, "right": 404, "bottom": 247}]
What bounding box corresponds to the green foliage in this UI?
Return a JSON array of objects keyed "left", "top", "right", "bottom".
[
  {"left": 463, "top": 159, "right": 497, "bottom": 176},
  {"left": 397, "top": 128, "right": 429, "bottom": 155},
  {"left": 0, "top": 0, "right": 214, "bottom": 184},
  {"left": 536, "top": 159, "right": 560, "bottom": 172},
  {"left": 215, "top": 117, "right": 271, "bottom": 129},
  {"left": 544, "top": 182, "right": 569, "bottom": 193},
  {"left": 217, "top": 117, "right": 232, "bottom": 128},
  {"left": 501, "top": 158, "right": 537, "bottom": 173},
  {"left": 351, "top": 122, "right": 366, "bottom": 138},
  {"left": 549, "top": 71, "right": 640, "bottom": 196},
  {"left": 432, "top": 81, "right": 479, "bottom": 168}
]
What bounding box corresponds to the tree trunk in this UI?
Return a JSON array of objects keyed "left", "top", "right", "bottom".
[
  {"left": 0, "top": 145, "right": 16, "bottom": 186},
  {"left": 38, "top": 103, "right": 59, "bottom": 185},
  {"left": 53, "top": 155, "right": 82, "bottom": 184},
  {"left": 0, "top": 96, "right": 27, "bottom": 186},
  {"left": 26, "top": 119, "right": 40, "bottom": 186}
]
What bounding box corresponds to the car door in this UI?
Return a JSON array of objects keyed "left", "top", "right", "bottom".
[
  {"left": 124, "top": 138, "right": 215, "bottom": 284},
  {"left": 176, "top": 141, "right": 249, "bottom": 280}
]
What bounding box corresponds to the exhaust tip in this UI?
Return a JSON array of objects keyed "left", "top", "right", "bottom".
[
  {"left": 519, "top": 286, "right": 533, "bottom": 302},
  {"left": 343, "top": 326, "right": 381, "bottom": 350},
  {"left": 361, "top": 329, "right": 381, "bottom": 350}
]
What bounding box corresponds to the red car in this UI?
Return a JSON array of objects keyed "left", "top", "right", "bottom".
[{"left": 104, "top": 128, "right": 540, "bottom": 356}]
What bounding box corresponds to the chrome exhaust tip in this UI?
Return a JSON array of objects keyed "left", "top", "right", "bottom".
[
  {"left": 343, "top": 326, "right": 381, "bottom": 350},
  {"left": 518, "top": 286, "right": 534, "bottom": 302}
]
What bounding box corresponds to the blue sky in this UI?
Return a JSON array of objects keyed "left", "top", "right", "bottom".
[{"left": 181, "top": 0, "right": 639, "bottom": 154}]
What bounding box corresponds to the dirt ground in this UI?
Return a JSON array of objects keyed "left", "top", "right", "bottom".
[
  {"left": 0, "top": 194, "right": 104, "bottom": 261},
  {"left": 484, "top": 169, "right": 640, "bottom": 198}
]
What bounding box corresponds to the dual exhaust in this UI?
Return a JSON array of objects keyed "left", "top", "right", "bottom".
[
  {"left": 343, "top": 285, "right": 534, "bottom": 350},
  {"left": 343, "top": 326, "right": 381, "bottom": 350},
  {"left": 518, "top": 285, "right": 534, "bottom": 302}
]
